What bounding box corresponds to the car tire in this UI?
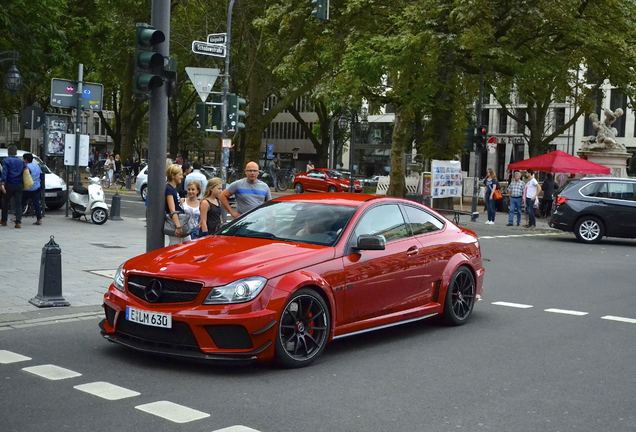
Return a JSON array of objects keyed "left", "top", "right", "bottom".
[
  {"left": 327, "top": 186, "right": 337, "bottom": 192},
  {"left": 574, "top": 216, "right": 604, "bottom": 244},
  {"left": 140, "top": 185, "right": 148, "bottom": 202},
  {"left": 275, "top": 288, "right": 330, "bottom": 368},
  {"left": 443, "top": 266, "right": 476, "bottom": 326},
  {"left": 91, "top": 208, "right": 108, "bottom": 225},
  {"left": 294, "top": 183, "right": 304, "bottom": 193}
]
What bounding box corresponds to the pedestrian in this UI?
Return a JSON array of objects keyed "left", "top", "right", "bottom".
[
  {"left": 114, "top": 154, "right": 122, "bottom": 183},
  {"left": 165, "top": 164, "right": 191, "bottom": 245},
  {"left": 306, "top": 160, "right": 314, "bottom": 172},
  {"left": 22, "top": 153, "right": 43, "bottom": 225},
  {"left": 1, "top": 145, "right": 25, "bottom": 228},
  {"left": 540, "top": 173, "right": 556, "bottom": 217},
  {"left": 184, "top": 161, "right": 207, "bottom": 199},
  {"left": 506, "top": 170, "right": 525, "bottom": 226},
  {"left": 523, "top": 169, "right": 541, "bottom": 228},
  {"left": 104, "top": 154, "right": 114, "bottom": 187},
  {"left": 199, "top": 177, "right": 223, "bottom": 236},
  {"left": 177, "top": 162, "right": 192, "bottom": 198},
  {"left": 180, "top": 181, "right": 201, "bottom": 239},
  {"left": 219, "top": 161, "right": 271, "bottom": 219},
  {"left": 483, "top": 168, "right": 499, "bottom": 224}
]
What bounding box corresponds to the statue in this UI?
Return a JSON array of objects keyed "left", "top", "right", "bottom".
[{"left": 581, "top": 108, "right": 626, "bottom": 151}]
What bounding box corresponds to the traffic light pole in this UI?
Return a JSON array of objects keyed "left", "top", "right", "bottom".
[
  {"left": 73, "top": 63, "right": 83, "bottom": 189},
  {"left": 221, "top": 0, "right": 237, "bottom": 187},
  {"left": 470, "top": 69, "right": 485, "bottom": 222},
  {"left": 146, "top": 0, "right": 170, "bottom": 252}
]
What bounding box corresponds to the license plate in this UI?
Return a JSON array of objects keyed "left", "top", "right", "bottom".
[
  {"left": 125, "top": 306, "right": 172, "bottom": 328},
  {"left": 45, "top": 192, "right": 57, "bottom": 197}
]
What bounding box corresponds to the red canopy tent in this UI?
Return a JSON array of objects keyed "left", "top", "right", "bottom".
[{"left": 507, "top": 150, "right": 610, "bottom": 174}]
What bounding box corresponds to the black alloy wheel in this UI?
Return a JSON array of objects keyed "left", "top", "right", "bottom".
[
  {"left": 443, "top": 266, "right": 476, "bottom": 326},
  {"left": 276, "top": 289, "right": 330, "bottom": 368},
  {"left": 574, "top": 216, "right": 604, "bottom": 244},
  {"left": 294, "top": 183, "right": 304, "bottom": 193}
]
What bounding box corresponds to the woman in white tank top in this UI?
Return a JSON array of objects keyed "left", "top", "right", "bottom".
[{"left": 181, "top": 182, "right": 201, "bottom": 238}]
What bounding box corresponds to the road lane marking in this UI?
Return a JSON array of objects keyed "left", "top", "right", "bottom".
[
  {"left": 479, "top": 232, "right": 562, "bottom": 239},
  {"left": 212, "top": 427, "right": 262, "bottom": 432},
  {"left": 0, "top": 350, "right": 31, "bottom": 364},
  {"left": 74, "top": 381, "right": 140, "bottom": 400},
  {"left": 601, "top": 315, "right": 636, "bottom": 324},
  {"left": 22, "top": 364, "right": 82, "bottom": 380},
  {"left": 88, "top": 269, "right": 117, "bottom": 279},
  {"left": 135, "top": 401, "right": 210, "bottom": 423},
  {"left": 544, "top": 308, "right": 588, "bottom": 316},
  {"left": 491, "top": 301, "right": 533, "bottom": 309}
]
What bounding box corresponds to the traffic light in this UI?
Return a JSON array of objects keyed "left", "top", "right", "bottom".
[
  {"left": 464, "top": 127, "right": 475, "bottom": 152},
  {"left": 227, "top": 93, "right": 247, "bottom": 131},
  {"left": 134, "top": 23, "right": 166, "bottom": 97},
  {"left": 475, "top": 125, "right": 488, "bottom": 151},
  {"left": 311, "top": 0, "right": 329, "bottom": 21}
]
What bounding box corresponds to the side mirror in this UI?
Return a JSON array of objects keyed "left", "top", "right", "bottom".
[{"left": 354, "top": 234, "right": 386, "bottom": 251}]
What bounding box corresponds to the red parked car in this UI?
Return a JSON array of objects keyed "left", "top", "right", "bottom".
[
  {"left": 293, "top": 168, "right": 362, "bottom": 193},
  {"left": 100, "top": 193, "right": 484, "bottom": 367}
]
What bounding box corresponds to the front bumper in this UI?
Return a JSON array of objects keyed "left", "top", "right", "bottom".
[
  {"left": 44, "top": 189, "right": 67, "bottom": 207},
  {"left": 100, "top": 285, "right": 279, "bottom": 363}
]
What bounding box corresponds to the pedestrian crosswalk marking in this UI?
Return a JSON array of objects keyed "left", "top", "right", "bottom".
[
  {"left": 135, "top": 400, "right": 210, "bottom": 423},
  {"left": 22, "top": 364, "right": 82, "bottom": 380},
  {"left": 74, "top": 381, "right": 140, "bottom": 400},
  {"left": 544, "top": 308, "right": 588, "bottom": 316},
  {"left": 0, "top": 350, "right": 31, "bottom": 364},
  {"left": 88, "top": 269, "right": 117, "bottom": 279},
  {"left": 601, "top": 315, "right": 636, "bottom": 324}
]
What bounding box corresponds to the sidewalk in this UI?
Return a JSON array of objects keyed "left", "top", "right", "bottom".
[{"left": 0, "top": 212, "right": 147, "bottom": 320}]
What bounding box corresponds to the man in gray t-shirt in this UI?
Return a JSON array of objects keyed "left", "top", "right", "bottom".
[{"left": 220, "top": 161, "right": 271, "bottom": 218}]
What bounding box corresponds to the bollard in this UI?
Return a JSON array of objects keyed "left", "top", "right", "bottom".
[
  {"left": 29, "top": 236, "right": 70, "bottom": 308},
  {"left": 110, "top": 192, "right": 123, "bottom": 221}
]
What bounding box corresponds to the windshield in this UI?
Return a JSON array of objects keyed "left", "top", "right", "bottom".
[
  {"left": 327, "top": 170, "right": 345, "bottom": 179},
  {"left": 33, "top": 156, "right": 52, "bottom": 174},
  {"left": 219, "top": 201, "right": 357, "bottom": 246}
]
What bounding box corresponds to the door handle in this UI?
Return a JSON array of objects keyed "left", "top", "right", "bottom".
[{"left": 406, "top": 246, "right": 419, "bottom": 256}]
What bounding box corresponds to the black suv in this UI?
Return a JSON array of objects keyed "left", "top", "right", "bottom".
[{"left": 550, "top": 177, "right": 636, "bottom": 243}]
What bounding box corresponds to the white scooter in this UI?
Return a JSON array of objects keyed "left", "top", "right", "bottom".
[{"left": 69, "top": 177, "right": 109, "bottom": 225}]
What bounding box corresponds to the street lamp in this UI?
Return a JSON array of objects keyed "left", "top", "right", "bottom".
[
  {"left": 0, "top": 51, "right": 22, "bottom": 94},
  {"left": 339, "top": 106, "right": 369, "bottom": 192}
]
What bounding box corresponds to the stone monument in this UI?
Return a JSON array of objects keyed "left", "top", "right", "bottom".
[{"left": 578, "top": 108, "right": 630, "bottom": 177}]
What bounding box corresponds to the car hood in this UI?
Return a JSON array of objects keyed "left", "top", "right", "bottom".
[
  {"left": 125, "top": 235, "right": 335, "bottom": 286},
  {"left": 45, "top": 173, "right": 67, "bottom": 191}
]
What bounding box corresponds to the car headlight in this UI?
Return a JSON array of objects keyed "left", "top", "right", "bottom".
[
  {"left": 113, "top": 264, "right": 125, "bottom": 291},
  {"left": 203, "top": 276, "right": 267, "bottom": 304}
]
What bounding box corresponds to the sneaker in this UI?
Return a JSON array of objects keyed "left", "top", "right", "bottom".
[
  {"left": 506, "top": 223, "right": 513, "bottom": 226},
  {"left": 485, "top": 221, "right": 491, "bottom": 224},
  {"left": 15, "top": 223, "right": 21, "bottom": 229},
  {"left": 33, "top": 220, "right": 42, "bottom": 225}
]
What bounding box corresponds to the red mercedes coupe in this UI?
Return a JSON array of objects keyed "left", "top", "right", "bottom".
[
  {"left": 100, "top": 193, "right": 484, "bottom": 367},
  {"left": 293, "top": 168, "right": 363, "bottom": 193}
]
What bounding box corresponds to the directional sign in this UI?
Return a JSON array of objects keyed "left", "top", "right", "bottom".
[
  {"left": 185, "top": 67, "right": 220, "bottom": 102},
  {"left": 207, "top": 33, "right": 227, "bottom": 45},
  {"left": 50, "top": 78, "right": 104, "bottom": 110},
  {"left": 191, "top": 41, "right": 226, "bottom": 58}
]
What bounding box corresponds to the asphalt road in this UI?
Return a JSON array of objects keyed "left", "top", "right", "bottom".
[{"left": 2, "top": 227, "right": 635, "bottom": 431}]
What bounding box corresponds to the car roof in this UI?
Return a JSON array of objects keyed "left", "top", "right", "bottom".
[
  {"left": 579, "top": 176, "right": 636, "bottom": 182},
  {"left": 274, "top": 192, "right": 378, "bottom": 206}
]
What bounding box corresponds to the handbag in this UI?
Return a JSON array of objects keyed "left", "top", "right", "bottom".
[
  {"left": 492, "top": 187, "right": 503, "bottom": 201},
  {"left": 163, "top": 212, "right": 193, "bottom": 237},
  {"left": 23, "top": 168, "right": 34, "bottom": 190}
]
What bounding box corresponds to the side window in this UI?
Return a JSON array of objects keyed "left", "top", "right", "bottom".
[
  {"left": 581, "top": 182, "right": 607, "bottom": 198},
  {"left": 403, "top": 205, "right": 444, "bottom": 235},
  {"left": 607, "top": 182, "right": 636, "bottom": 201},
  {"left": 353, "top": 205, "right": 410, "bottom": 242}
]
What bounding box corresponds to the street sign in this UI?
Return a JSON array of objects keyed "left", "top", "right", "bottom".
[
  {"left": 50, "top": 78, "right": 104, "bottom": 110},
  {"left": 185, "top": 67, "right": 220, "bottom": 102},
  {"left": 487, "top": 136, "right": 497, "bottom": 144},
  {"left": 63, "top": 134, "right": 90, "bottom": 166},
  {"left": 487, "top": 136, "right": 497, "bottom": 154},
  {"left": 207, "top": 33, "right": 227, "bottom": 45},
  {"left": 191, "top": 41, "right": 226, "bottom": 58}
]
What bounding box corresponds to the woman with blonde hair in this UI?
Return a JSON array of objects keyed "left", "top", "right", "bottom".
[
  {"left": 199, "top": 177, "right": 223, "bottom": 236},
  {"left": 483, "top": 167, "right": 499, "bottom": 224},
  {"left": 165, "top": 163, "right": 190, "bottom": 244}
]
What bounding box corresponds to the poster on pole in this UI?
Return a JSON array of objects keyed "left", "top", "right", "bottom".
[
  {"left": 45, "top": 113, "right": 71, "bottom": 156},
  {"left": 431, "top": 160, "right": 463, "bottom": 198}
]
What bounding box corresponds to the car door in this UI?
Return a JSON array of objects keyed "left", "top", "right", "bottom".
[
  {"left": 305, "top": 170, "right": 321, "bottom": 192},
  {"left": 342, "top": 204, "right": 425, "bottom": 324},
  {"left": 602, "top": 181, "right": 636, "bottom": 237}
]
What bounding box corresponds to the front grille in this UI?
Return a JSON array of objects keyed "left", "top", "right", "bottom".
[
  {"left": 116, "top": 317, "right": 199, "bottom": 351},
  {"left": 205, "top": 325, "right": 253, "bottom": 349},
  {"left": 127, "top": 275, "right": 202, "bottom": 303}
]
